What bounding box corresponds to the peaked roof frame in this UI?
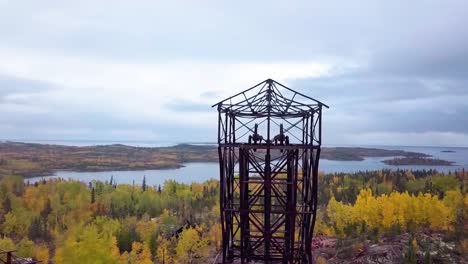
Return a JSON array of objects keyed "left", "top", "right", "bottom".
[{"left": 212, "top": 79, "right": 329, "bottom": 118}]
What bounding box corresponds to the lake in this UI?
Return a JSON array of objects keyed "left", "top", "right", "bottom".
[{"left": 26, "top": 145, "right": 468, "bottom": 186}]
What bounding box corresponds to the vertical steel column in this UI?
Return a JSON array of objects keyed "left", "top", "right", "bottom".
[
  {"left": 239, "top": 148, "right": 248, "bottom": 263},
  {"left": 217, "top": 108, "right": 227, "bottom": 263},
  {"left": 284, "top": 150, "right": 292, "bottom": 264},
  {"left": 264, "top": 81, "right": 273, "bottom": 262}
]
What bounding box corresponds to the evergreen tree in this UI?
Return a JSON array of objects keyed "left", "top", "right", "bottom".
[
  {"left": 117, "top": 224, "right": 141, "bottom": 253},
  {"left": 40, "top": 198, "right": 52, "bottom": 219},
  {"left": 91, "top": 187, "right": 96, "bottom": 204},
  {"left": 28, "top": 217, "right": 42, "bottom": 240},
  {"left": 2, "top": 195, "right": 12, "bottom": 214}
]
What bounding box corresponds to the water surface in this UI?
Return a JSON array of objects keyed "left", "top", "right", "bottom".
[{"left": 26, "top": 145, "right": 468, "bottom": 186}]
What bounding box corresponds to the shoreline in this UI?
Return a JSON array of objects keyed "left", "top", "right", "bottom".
[{"left": 0, "top": 142, "right": 459, "bottom": 179}]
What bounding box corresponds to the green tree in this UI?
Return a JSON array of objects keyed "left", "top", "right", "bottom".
[
  {"left": 2, "top": 196, "right": 12, "bottom": 214},
  {"left": 117, "top": 219, "right": 141, "bottom": 253},
  {"left": 0, "top": 236, "right": 15, "bottom": 262},
  {"left": 91, "top": 187, "right": 96, "bottom": 204},
  {"left": 16, "top": 238, "right": 34, "bottom": 258},
  {"left": 54, "top": 225, "right": 121, "bottom": 264}
]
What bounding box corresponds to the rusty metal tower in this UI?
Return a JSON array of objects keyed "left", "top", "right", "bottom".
[{"left": 213, "top": 79, "right": 328, "bottom": 263}]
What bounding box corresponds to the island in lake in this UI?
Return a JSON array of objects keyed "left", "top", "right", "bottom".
[
  {"left": 382, "top": 157, "right": 454, "bottom": 166},
  {"left": 0, "top": 142, "right": 451, "bottom": 178}
]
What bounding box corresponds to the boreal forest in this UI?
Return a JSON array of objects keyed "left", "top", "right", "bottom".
[{"left": 0, "top": 169, "right": 466, "bottom": 263}]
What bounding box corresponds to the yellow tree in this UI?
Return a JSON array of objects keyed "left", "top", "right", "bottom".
[
  {"left": 443, "top": 190, "right": 463, "bottom": 224},
  {"left": 326, "top": 197, "right": 352, "bottom": 236},
  {"left": 156, "top": 236, "right": 175, "bottom": 264},
  {"left": 175, "top": 226, "right": 209, "bottom": 264},
  {"left": 1, "top": 210, "right": 30, "bottom": 238},
  {"left": 126, "top": 242, "right": 153, "bottom": 264},
  {"left": 427, "top": 195, "right": 450, "bottom": 230},
  {"left": 54, "top": 225, "right": 122, "bottom": 264},
  {"left": 208, "top": 223, "right": 222, "bottom": 250},
  {"left": 352, "top": 189, "right": 381, "bottom": 231},
  {"left": 34, "top": 244, "right": 49, "bottom": 264},
  {"left": 381, "top": 196, "right": 396, "bottom": 229},
  {"left": 0, "top": 236, "right": 15, "bottom": 262}
]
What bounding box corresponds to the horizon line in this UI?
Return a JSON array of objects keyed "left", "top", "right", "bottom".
[{"left": 1, "top": 138, "right": 467, "bottom": 149}]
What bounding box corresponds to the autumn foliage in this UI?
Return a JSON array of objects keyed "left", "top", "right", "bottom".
[
  {"left": 0, "top": 169, "right": 466, "bottom": 263},
  {"left": 325, "top": 189, "right": 464, "bottom": 237}
]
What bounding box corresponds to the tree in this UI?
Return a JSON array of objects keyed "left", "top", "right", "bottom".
[
  {"left": 2, "top": 196, "right": 11, "bottom": 214},
  {"left": 175, "top": 226, "right": 209, "bottom": 263},
  {"left": 208, "top": 223, "right": 222, "bottom": 250},
  {"left": 40, "top": 198, "right": 52, "bottom": 219},
  {"left": 54, "top": 225, "right": 121, "bottom": 264},
  {"left": 28, "top": 216, "right": 50, "bottom": 241},
  {"left": 117, "top": 219, "right": 141, "bottom": 253},
  {"left": 326, "top": 197, "right": 352, "bottom": 237},
  {"left": 91, "top": 187, "right": 96, "bottom": 204},
  {"left": 156, "top": 236, "right": 175, "bottom": 264},
  {"left": 17, "top": 238, "right": 34, "bottom": 258},
  {"left": 0, "top": 236, "right": 15, "bottom": 250},
  {"left": 34, "top": 244, "right": 49, "bottom": 264},
  {"left": 2, "top": 211, "right": 31, "bottom": 237},
  {"left": 142, "top": 176, "right": 147, "bottom": 192},
  {"left": 0, "top": 236, "right": 15, "bottom": 262},
  {"left": 126, "top": 242, "right": 152, "bottom": 264}
]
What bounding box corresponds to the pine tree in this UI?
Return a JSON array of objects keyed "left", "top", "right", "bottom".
[
  {"left": 91, "top": 187, "right": 96, "bottom": 204},
  {"left": 40, "top": 198, "right": 52, "bottom": 219},
  {"left": 2, "top": 196, "right": 12, "bottom": 214},
  {"left": 28, "top": 217, "right": 42, "bottom": 240},
  {"left": 142, "top": 176, "right": 147, "bottom": 192}
]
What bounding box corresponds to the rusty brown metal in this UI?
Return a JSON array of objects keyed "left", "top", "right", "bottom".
[
  {"left": 214, "top": 79, "right": 327, "bottom": 263},
  {"left": 0, "top": 249, "right": 41, "bottom": 264}
]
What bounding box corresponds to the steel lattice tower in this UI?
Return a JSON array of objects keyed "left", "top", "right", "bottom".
[{"left": 213, "top": 79, "right": 328, "bottom": 263}]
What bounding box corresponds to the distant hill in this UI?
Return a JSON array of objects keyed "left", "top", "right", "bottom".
[{"left": 0, "top": 142, "right": 434, "bottom": 178}]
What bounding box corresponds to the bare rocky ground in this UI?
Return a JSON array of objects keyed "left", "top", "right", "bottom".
[
  {"left": 313, "top": 232, "right": 466, "bottom": 263},
  {"left": 211, "top": 232, "right": 466, "bottom": 263}
]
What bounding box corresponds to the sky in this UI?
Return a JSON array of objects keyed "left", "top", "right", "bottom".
[{"left": 0, "top": 0, "right": 467, "bottom": 147}]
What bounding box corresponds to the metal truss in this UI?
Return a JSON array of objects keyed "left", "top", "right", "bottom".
[
  {"left": 213, "top": 79, "right": 328, "bottom": 263},
  {"left": 0, "top": 249, "right": 41, "bottom": 264}
]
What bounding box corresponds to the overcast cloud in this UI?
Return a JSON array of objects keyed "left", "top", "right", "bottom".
[{"left": 0, "top": 0, "right": 467, "bottom": 146}]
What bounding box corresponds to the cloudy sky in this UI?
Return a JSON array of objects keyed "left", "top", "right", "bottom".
[{"left": 0, "top": 0, "right": 467, "bottom": 146}]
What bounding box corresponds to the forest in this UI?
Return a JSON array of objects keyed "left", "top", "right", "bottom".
[{"left": 0, "top": 169, "right": 466, "bottom": 263}]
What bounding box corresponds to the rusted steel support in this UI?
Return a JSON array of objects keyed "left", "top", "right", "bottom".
[
  {"left": 214, "top": 79, "right": 327, "bottom": 263},
  {"left": 0, "top": 249, "right": 41, "bottom": 264}
]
